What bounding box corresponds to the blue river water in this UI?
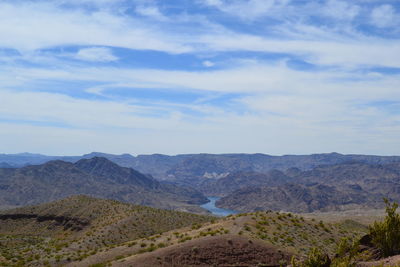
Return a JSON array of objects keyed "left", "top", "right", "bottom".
[{"left": 200, "top": 196, "right": 239, "bottom": 216}]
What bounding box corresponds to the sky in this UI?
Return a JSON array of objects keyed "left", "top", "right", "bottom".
[{"left": 0, "top": 0, "right": 399, "bottom": 156}]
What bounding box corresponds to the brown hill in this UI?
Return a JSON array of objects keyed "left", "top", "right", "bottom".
[
  {"left": 115, "top": 235, "right": 293, "bottom": 267},
  {"left": 72, "top": 209, "right": 365, "bottom": 267},
  {"left": 0, "top": 195, "right": 213, "bottom": 266}
]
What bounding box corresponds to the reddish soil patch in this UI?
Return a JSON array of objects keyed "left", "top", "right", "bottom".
[
  {"left": 357, "top": 255, "right": 400, "bottom": 266},
  {"left": 114, "top": 235, "right": 292, "bottom": 267}
]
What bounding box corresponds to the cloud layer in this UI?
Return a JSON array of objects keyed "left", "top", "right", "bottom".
[{"left": 0, "top": 0, "right": 399, "bottom": 155}]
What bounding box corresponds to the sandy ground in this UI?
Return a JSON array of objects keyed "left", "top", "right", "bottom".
[{"left": 300, "top": 208, "right": 385, "bottom": 225}]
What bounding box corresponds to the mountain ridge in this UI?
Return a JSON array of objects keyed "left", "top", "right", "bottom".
[
  {"left": 0, "top": 157, "right": 208, "bottom": 212},
  {"left": 216, "top": 161, "right": 400, "bottom": 212}
]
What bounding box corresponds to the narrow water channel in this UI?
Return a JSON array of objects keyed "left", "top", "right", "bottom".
[{"left": 200, "top": 196, "right": 238, "bottom": 216}]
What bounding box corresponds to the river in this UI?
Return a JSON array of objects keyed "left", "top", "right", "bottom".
[{"left": 200, "top": 196, "right": 239, "bottom": 216}]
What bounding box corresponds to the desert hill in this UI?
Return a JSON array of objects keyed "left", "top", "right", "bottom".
[
  {"left": 215, "top": 162, "right": 400, "bottom": 212},
  {"left": 0, "top": 195, "right": 213, "bottom": 266},
  {"left": 0, "top": 157, "right": 207, "bottom": 212},
  {"left": 115, "top": 234, "right": 293, "bottom": 267},
  {"left": 0, "top": 195, "right": 387, "bottom": 267},
  {"left": 69, "top": 206, "right": 365, "bottom": 266}
]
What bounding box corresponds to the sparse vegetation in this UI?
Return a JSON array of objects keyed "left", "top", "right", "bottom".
[
  {"left": 2, "top": 196, "right": 396, "bottom": 267},
  {"left": 291, "top": 248, "right": 331, "bottom": 267},
  {"left": 0, "top": 195, "right": 213, "bottom": 266},
  {"left": 369, "top": 198, "right": 400, "bottom": 257}
]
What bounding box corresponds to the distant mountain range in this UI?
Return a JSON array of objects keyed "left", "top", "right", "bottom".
[
  {"left": 2, "top": 152, "right": 400, "bottom": 185},
  {"left": 216, "top": 162, "right": 400, "bottom": 212},
  {"left": 0, "top": 157, "right": 207, "bottom": 212},
  {"left": 2, "top": 152, "right": 400, "bottom": 213}
]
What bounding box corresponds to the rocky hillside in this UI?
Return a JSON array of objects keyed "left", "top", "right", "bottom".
[
  {"left": 73, "top": 208, "right": 365, "bottom": 267},
  {"left": 0, "top": 157, "right": 208, "bottom": 211},
  {"left": 0, "top": 195, "right": 214, "bottom": 267},
  {"left": 2, "top": 152, "right": 400, "bottom": 186},
  {"left": 200, "top": 170, "right": 293, "bottom": 196},
  {"left": 115, "top": 235, "right": 293, "bottom": 267},
  {"left": 217, "top": 183, "right": 381, "bottom": 213},
  {"left": 0, "top": 194, "right": 393, "bottom": 267},
  {"left": 216, "top": 162, "right": 400, "bottom": 212}
]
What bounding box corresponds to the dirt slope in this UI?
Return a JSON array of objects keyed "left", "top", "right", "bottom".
[{"left": 113, "top": 235, "right": 292, "bottom": 267}]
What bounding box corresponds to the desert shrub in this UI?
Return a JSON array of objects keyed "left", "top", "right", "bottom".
[
  {"left": 331, "top": 237, "right": 359, "bottom": 267},
  {"left": 89, "top": 263, "right": 107, "bottom": 267},
  {"left": 157, "top": 242, "right": 166, "bottom": 248},
  {"left": 291, "top": 248, "right": 330, "bottom": 267},
  {"left": 369, "top": 198, "right": 400, "bottom": 257},
  {"left": 127, "top": 241, "right": 137, "bottom": 247}
]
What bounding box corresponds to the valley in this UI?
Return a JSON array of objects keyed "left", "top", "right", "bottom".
[
  {"left": 200, "top": 197, "right": 238, "bottom": 216},
  {"left": 1, "top": 152, "right": 400, "bottom": 266}
]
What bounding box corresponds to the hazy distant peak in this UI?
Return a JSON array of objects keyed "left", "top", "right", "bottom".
[{"left": 75, "top": 157, "right": 123, "bottom": 173}]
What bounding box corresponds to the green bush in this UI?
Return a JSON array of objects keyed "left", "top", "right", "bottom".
[
  {"left": 291, "top": 248, "right": 330, "bottom": 267},
  {"left": 369, "top": 198, "right": 400, "bottom": 257},
  {"left": 331, "top": 237, "right": 359, "bottom": 267}
]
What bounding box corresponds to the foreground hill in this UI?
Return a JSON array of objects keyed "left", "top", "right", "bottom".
[
  {"left": 0, "top": 195, "right": 213, "bottom": 266},
  {"left": 67, "top": 207, "right": 366, "bottom": 267},
  {"left": 0, "top": 157, "right": 207, "bottom": 212},
  {"left": 115, "top": 235, "right": 293, "bottom": 267},
  {"left": 1, "top": 196, "right": 394, "bottom": 267}
]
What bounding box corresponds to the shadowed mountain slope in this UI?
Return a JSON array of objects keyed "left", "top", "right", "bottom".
[
  {"left": 217, "top": 183, "right": 381, "bottom": 213},
  {"left": 0, "top": 157, "right": 207, "bottom": 211},
  {"left": 216, "top": 162, "right": 400, "bottom": 212},
  {"left": 200, "top": 170, "right": 293, "bottom": 196},
  {"left": 2, "top": 152, "right": 400, "bottom": 186}
]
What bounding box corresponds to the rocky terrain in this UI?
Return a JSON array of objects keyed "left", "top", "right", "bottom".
[
  {"left": 217, "top": 183, "right": 381, "bottom": 213},
  {"left": 2, "top": 152, "right": 400, "bottom": 186},
  {"left": 0, "top": 195, "right": 362, "bottom": 266},
  {"left": 216, "top": 162, "right": 400, "bottom": 212},
  {"left": 200, "top": 170, "right": 293, "bottom": 196},
  {"left": 116, "top": 235, "right": 293, "bottom": 267},
  {"left": 2, "top": 194, "right": 399, "bottom": 267},
  {"left": 0, "top": 195, "right": 213, "bottom": 266},
  {"left": 3, "top": 152, "right": 400, "bottom": 214},
  {"left": 0, "top": 157, "right": 208, "bottom": 212}
]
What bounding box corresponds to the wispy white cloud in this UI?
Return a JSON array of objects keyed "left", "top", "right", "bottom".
[
  {"left": 0, "top": 2, "right": 191, "bottom": 53},
  {"left": 135, "top": 5, "right": 169, "bottom": 21},
  {"left": 202, "top": 60, "right": 215, "bottom": 67},
  {"left": 203, "top": 0, "right": 290, "bottom": 21},
  {"left": 371, "top": 4, "right": 398, "bottom": 28},
  {"left": 75, "top": 47, "right": 118, "bottom": 62},
  {"left": 322, "top": 0, "right": 360, "bottom": 21},
  {"left": 0, "top": 0, "right": 399, "bottom": 155}
]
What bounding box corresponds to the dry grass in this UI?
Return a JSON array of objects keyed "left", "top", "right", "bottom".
[{"left": 0, "top": 195, "right": 213, "bottom": 267}]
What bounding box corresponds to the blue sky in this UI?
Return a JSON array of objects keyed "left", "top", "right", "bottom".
[{"left": 0, "top": 0, "right": 399, "bottom": 155}]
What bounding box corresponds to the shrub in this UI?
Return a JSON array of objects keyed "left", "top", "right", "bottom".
[
  {"left": 331, "top": 237, "right": 359, "bottom": 267},
  {"left": 291, "top": 248, "right": 330, "bottom": 267},
  {"left": 369, "top": 198, "right": 400, "bottom": 257}
]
